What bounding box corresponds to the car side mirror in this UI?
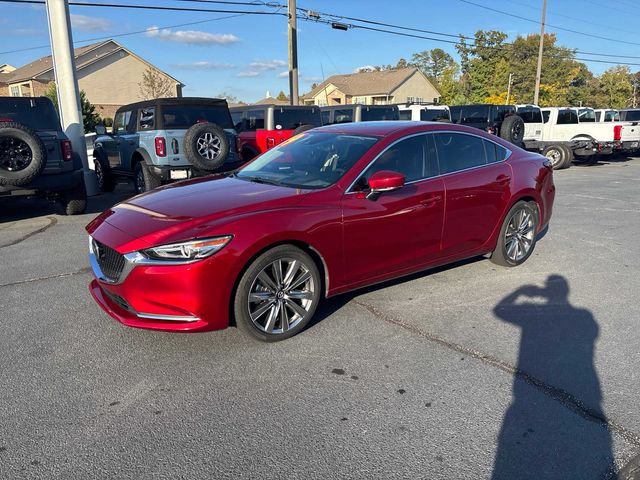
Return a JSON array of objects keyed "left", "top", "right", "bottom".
[
  {"left": 95, "top": 124, "right": 107, "bottom": 135},
  {"left": 367, "top": 170, "right": 405, "bottom": 200}
]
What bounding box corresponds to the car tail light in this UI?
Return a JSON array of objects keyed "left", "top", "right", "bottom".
[
  {"left": 614, "top": 125, "right": 622, "bottom": 141},
  {"left": 486, "top": 127, "right": 496, "bottom": 135},
  {"left": 266, "top": 137, "right": 276, "bottom": 149},
  {"left": 155, "top": 137, "right": 167, "bottom": 157},
  {"left": 60, "top": 140, "right": 73, "bottom": 161}
]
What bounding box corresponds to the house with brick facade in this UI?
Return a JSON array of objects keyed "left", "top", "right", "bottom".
[
  {"left": 0, "top": 40, "right": 183, "bottom": 120},
  {"left": 301, "top": 67, "right": 440, "bottom": 107}
]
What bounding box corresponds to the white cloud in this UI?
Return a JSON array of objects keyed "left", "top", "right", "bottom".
[
  {"left": 354, "top": 65, "right": 376, "bottom": 73},
  {"left": 71, "top": 14, "right": 111, "bottom": 33},
  {"left": 249, "top": 59, "right": 286, "bottom": 71},
  {"left": 238, "top": 71, "right": 260, "bottom": 78},
  {"left": 145, "top": 26, "right": 240, "bottom": 45},
  {"left": 277, "top": 71, "right": 289, "bottom": 78},
  {"left": 174, "top": 61, "right": 236, "bottom": 70}
]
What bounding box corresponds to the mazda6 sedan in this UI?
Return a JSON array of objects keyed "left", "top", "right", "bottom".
[{"left": 86, "top": 121, "right": 555, "bottom": 341}]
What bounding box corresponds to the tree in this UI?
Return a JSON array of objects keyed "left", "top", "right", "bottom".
[
  {"left": 276, "top": 90, "right": 289, "bottom": 101},
  {"left": 45, "top": 82, "right": 101, "bottom": 132},
  {"left": 597, "top": 66, "right": 633, "bottom": 108},
  {"left": 216, "top": 91, "right": 245, "bottom": 105},
  {"left": 138, "top": 67, "right": 175, "bottom": 100},
  {"left": 411, "top": 48, "right": 456, "bottom": 84}
]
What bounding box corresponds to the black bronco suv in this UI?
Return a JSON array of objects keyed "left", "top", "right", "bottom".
[
  {"left": 93, "top": 97, "right": 242, "bottom": 194},
  {"left": 449, "top": 104, "right": 525, "bottom": 145},
  {"left": 0, "top": 96, "right": 86, "bottom": 215}
]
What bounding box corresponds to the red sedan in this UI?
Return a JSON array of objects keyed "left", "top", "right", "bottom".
[{"left": 87, "top": 121, "right": 555, "bottom": 341}]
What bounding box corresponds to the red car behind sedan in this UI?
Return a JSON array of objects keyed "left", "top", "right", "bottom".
[{"left": 87, "top": 121, "right": 555, "bottom": 341}]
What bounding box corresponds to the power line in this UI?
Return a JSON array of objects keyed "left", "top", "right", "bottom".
[
  {"left": 0, "top": 0, "right": 288, "bottom": 17},
  {"left": 458, "top": 0, "right": 640, "bottom": 47}
]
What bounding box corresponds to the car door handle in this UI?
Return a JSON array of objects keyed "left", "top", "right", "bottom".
[
  {"left": 420, "top": 194, "right": 442, "bottom": 207},
  {"left": 496, "top": 174, "right": 511, "bottom": 185}
]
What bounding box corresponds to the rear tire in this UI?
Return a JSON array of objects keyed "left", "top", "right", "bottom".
[
  {"left": 234, "top": 245, "right": 322, "bottom": 342},
  {"left": 60, "top": 180, "right": 87, "bottom": 215},
  {"left": 542, "top": 145, "right": 566, "bottom": 170},
  {"left": 491, "top": 201, "right": 539, "bottom": 267},
  {"left": 558, "top": 144, "right": 574, "bottom": 169},
  {"left": 134, "top": 162, "right": 161, "bottom": 194}
]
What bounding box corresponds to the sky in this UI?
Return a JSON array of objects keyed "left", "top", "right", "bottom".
[{"left": 1, "top": 0, "right": 640, "bottom": 103}]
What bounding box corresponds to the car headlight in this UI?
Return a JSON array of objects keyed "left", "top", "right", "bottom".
[{"left": 142, "top": 236, "right": 233, "bottom": 262}]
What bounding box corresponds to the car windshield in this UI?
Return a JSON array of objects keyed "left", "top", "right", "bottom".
[
  {"left": 236, "top": 132, "right": 378, "bottom": 189},
  {"left": 161, "top": 104, "right": 233, "bottom": 129},
  {"left": 274, "top": 108, "right": 322, "bottom": 130},
  {"left": 0, "top": 98, "right": 61, "bottom": 130},
  {"left": 361, "top": 107, "right": 399, "bottom": 121}
]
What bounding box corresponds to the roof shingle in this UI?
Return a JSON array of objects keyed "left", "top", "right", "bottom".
[{"left": 303, "top": 67, "right": 420, "bottom": 99}]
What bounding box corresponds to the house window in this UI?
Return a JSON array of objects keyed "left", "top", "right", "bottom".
[
  {"left": 316, "top": 99, "right": 327, "bottom": 107},
  {"left": 406, "top": 96, "right": 414, "bottom": 103},
  {"left": 10, "top": 85, "right": 20, "bottom": 97}
]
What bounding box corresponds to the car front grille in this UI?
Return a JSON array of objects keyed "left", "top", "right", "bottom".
[{"left": 94, "top": 240, "right": 125, "bottom": 282}]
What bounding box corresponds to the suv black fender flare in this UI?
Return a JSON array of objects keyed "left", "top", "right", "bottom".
[{"left": 132, "top": 147, "right": 154, "bottom": 168}]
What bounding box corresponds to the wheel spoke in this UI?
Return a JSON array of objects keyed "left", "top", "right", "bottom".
[
  {"left": 287, "top": 270, "right": 311, "bottom": 292},
  {"left": 257, "top": 271, "right": 277, "bottom": 292},
  {"left": 264, "top": 303, "right": 279, "bottom": 333},
  {"left": 287, "top": 290, "right": 313, "bottom": 301},
  {"left": 249, "top": 291, "right": 273, "bottom": 303},
  {"left": 283, "top": 260, "right": 299, "bottom": 289},
  {"left": 272, "top": 260, "right": 284, "bottom": 286},
  {"left": 285, "top": 298, "right": 309, "bottom": 319},
  {"left": 280, "top": 303, "right": 290, "bottom": 331},
  {"left": 506, "top": 239, "right": 518, "bottom": 259}
]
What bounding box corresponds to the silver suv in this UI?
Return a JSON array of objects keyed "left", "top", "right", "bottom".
[{"left": 93, "top": 97, "right": 241, "bottom": 194}]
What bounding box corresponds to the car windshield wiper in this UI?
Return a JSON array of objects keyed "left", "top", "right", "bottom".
[{"left": 238, "top": 175, "right": 283, "bottom": 186}]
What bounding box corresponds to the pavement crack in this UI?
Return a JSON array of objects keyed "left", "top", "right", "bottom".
[
  {"left": 0, "top": 216, "right": 58, "bottom": 248},
  {"left": 353, "top": 298, "right": 640, "bottom": 449},
  {"left": 0, "top": 267, "right": 91, "bottom": 288}
]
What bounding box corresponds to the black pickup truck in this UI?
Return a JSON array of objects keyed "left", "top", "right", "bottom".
[{"left": 0, "top": 96, "right": 86, "bottom": 215}]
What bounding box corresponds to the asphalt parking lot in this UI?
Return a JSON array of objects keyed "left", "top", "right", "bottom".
[{"left": 1, "top": 157, "right": 640, "bottom": 480}]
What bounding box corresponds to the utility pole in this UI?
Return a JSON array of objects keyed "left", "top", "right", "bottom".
[
  {"left": 506, "top": 73, "right": 514, "bottom": 105},
  {"left": 287, "top": 0, "right": 299, "bottom": 105},
  {"left": 45, "top": 0, "right": 98, "bottom": 195},
  {"left": 533, "top": 0, "right": 547, "bottom": 105},
  {"left": 633, "top": 82, "right": 637, "bottom": 108}
]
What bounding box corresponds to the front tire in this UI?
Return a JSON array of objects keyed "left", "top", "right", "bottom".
[
  {"left": 491, "top": 201, "right": 539, "bottom": 267},
  {"left": 234, "top": 245, "right": 321, "bottom": 342},
  {"left": 94, "top": 155, "right": 116, "bottom": 192}
]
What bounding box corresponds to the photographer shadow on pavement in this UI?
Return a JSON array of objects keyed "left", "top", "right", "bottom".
[{"left": 491, "top": 275, "right": 617, "bottom": 480}]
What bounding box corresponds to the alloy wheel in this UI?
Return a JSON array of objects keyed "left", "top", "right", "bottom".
[
  {"left": 545, "top": 148, "right": 562, "bottom": 168},
  {"left": 0, "top": 137, "right": 32, "bottom": 172},
  {"left": 135, "top": 167, "right": 145, "bottom": 193},
  {"left": 247, "top": 258, "right": 316, "bottom": 334},
  {"left": 95, "top": 161, "right": 104, "bottom": 188},
  {"left": 196, "top": 132, "right": 221, "bottom": 160},
  {"left": 504, "top": 208, "right": 535, "bottom": 262}
]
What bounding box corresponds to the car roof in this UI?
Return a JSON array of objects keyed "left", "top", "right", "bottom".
[
  {"left": 311, "top": 120, "right": 481, "bottom": 136},
  {"left": 116, "top": 97, "right": 228, "bottom": 113}
]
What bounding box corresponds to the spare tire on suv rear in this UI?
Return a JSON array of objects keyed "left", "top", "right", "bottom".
[
  {"left": 499, "top": 115, "right": 525, "bottom": 145},
  {"left": 0, "top": 121, "right": 47, "bottom": 186},
  {"left": 183, "top": 122, "right": 230, "bottom": 171}
]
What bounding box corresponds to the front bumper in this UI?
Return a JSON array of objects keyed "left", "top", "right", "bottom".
[{"left": 87, "top": 229, "right": 235, "bottom": 332}]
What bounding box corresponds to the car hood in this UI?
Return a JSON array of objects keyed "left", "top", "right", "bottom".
[{"left": 87, "top": 175, "right": 308, "bottom": 251}]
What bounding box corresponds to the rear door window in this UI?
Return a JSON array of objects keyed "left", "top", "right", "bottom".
[
  {"left": 460, "top": 105, "right": 490, "bottom": 123},
  {"left": 139, "top": 107, "right": 155, "bottom": 130},
  {"left": 420, "top": 109, "right": 449, "bottom": 122},
  {"left": 557, "top": 109, "right": 578, "bottom": 125},
  {"left": 274, "top": 107, "right": 322, "bottom": 130},
  {"left": 333, "top": 109, "right": 354, "bottom": 124},
  {"left": 578, "top": 108, "right": 596, "bottom": 122},
  {"left": 434, "top": 132, "right": 487, "bottom": 174},
  {"left": 361, "top": 106, "right": 399, "bottom": 121},
  {"left": 321, "top": 110, "right": 330, "bottom": 125},
  {"left": 517, "top": 107, "right": 543, "bottom": 123},
  {"left": 398, "top": 110, "right": 412, "bottom": 121},
  {"left": 161, "top": 104, "right": 234, "bottom": 129},
  {"left": 243, "top": 109, "right": 265, "bottom": 131},
  {"left": 496, "top": 106, "right": 516, "bottom": 122},
  {"left": 604, "top": 110, "right": 619, "bottom": 122},
  {"left": 542, "top": 110, "right": 550, "bottom": 123}
]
